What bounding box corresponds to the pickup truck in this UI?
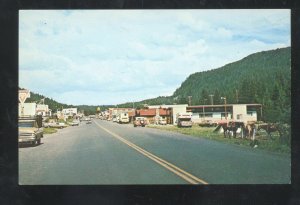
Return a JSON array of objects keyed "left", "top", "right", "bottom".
[
  {"left": 19, "top": 116, "right": 43, "bottom": 146},
  {"left": 134, "top": 117, "right": 147, "bottom": 127}
]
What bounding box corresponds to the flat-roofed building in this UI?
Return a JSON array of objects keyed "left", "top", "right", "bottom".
[
  {"left": 62, "top": 108, "right": 78, "bottom": 117},
  {"left": 187, "top": 104, "right": 262, "bottom": 124}
]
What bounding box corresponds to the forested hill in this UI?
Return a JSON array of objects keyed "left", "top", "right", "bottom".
[
  {"left": 171, "top": 47, "right": 291, "bottom": 123},
  {"left": 22, "top": 90, "right": 111, "bottom": 116}
]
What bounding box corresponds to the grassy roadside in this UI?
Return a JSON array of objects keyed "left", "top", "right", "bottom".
[
  {"left": 147, "top": 125, "right": 291, "bottom": 154},
  {"left": 43, "top": 127, "right": 57, "bottom": 134}
]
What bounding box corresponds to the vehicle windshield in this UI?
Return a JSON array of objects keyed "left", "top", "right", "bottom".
[
  {"left": 19, "top": 121, "right": 35, "bottom": 127},
  {"left": 180, "top": 118, "right": 191, "bottom": 121}
]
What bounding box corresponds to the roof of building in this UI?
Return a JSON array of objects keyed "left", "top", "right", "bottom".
[
  {"left": 147, "top": 104, "right": 188, "bottom": 109},
  {"left": 187, "top": 104, "right": 262, "bottom": 109},
  {"left": 137, "top": 109, "right": 156, "bottom": 116}
]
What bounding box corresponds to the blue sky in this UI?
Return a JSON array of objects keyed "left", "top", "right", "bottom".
[{"left": 19, "top": 10, "right": 290, "bottom": 105}]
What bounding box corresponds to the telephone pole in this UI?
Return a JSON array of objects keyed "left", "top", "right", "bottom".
[
  {"left": 188, "top": 96, "right": 192, "bottom": 106},
  {"left": 221, "top": 97, "right": 227, "bottom": 121},
  {"left": 209, "top": 94, "right": 214, "bottom": 105}
]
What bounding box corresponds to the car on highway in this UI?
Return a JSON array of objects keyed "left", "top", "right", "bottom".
[
  {"left": 19, "top": 115, "right": 43, "bottom": 146},
  {"left": 86, "top": 120, "right": 92, "bottom": 124},
  {"left": 133, "top": 117, "right": 147, "bottom": 127},
  {"left": 80, "top": 117, "right": 91, "bottom": 122}
]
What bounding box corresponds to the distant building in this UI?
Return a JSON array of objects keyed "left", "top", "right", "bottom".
[
  {"left": 62, "top": 108, "right": 78, "bottom": 117},
  {"left": 135, "top": 108, "right": 172, "bottom": 124},
  {"left": 108, "top": 108, "right": 135, "bottom": 121},
  {"left": 36, "top": 104, "right": 51, "bottom": 116},
  {"left": 147, "top": 104, "right": 188, "bottom": 125}
]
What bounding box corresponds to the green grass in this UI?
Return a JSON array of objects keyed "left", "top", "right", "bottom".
[
  {"left": 58, "top": 119, "right": 66, "bottom": 123},
  {"left": 147, "top": 125, "right": 291, "bottom": 154},
  {"left": 43, "top": 127, "right": 57, "bottom": 134}
]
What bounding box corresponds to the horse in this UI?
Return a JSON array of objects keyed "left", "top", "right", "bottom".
[
  {"left": 244, "top": 123, "right": 257, "bottom": 141},
  {"left": 257, "top": 123, "right": 278, "bottom": 140},
  {"left": 220, "top": 121, "right": 244, "bottom": 138}
]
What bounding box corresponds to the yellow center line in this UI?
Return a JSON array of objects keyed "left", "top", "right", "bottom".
[{"left": 94, "top": 120, "right": 209, "bottom": 185}]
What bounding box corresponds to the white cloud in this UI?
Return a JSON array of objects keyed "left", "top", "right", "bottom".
[{"left": 19, "top": 10, "right": 290, "bottom": 105}]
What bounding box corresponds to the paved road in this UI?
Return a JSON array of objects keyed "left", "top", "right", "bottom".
[{"left": 19, "top": 119, "right": 290, "bottom": 184}]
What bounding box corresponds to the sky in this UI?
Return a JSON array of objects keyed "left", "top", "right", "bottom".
[{"left": 19, "top": 10, "right": 290, "bottom": 105}]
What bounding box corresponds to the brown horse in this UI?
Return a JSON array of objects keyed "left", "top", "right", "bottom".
[
  {"left": 220, "top": 121, "right": 245, "bottom": 138},
  {"left": 257, "top": 123, "right": 278, "bottom": 140},
  {"left": 244, "top": 123, "right": 257, "bottom": 140}
]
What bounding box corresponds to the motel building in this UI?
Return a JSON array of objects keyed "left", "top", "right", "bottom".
[{"left": 186, "top": 104, "right": 262, "bottom": 124}]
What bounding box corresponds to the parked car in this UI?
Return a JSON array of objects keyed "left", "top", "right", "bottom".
[
  {"left": 19, "top": 115, "right": 43, "bottom": 146},
  {"left": 43, "top": 122, "right": 50, "bottom": 128},
  {"left": 49, "top": 122, "right": 68, "bottom": 129},
  {"left": 69, "top": 120, "right": 80, "bottom": 126},
  {"left": 159, "top": 118, "right": 167, "bottom": 125},
  {"left": 134, "top": 117, "right": 147, "bottom": 127}
]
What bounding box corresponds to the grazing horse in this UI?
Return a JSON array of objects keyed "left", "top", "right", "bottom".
[
  {"left": 220, "top": 121, "right": 244, "bottom": 138},
  {"left": 257, "top": 123, "right": 278, "bottom": 140}
]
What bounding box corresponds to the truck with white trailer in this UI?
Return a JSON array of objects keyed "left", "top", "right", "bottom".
[
  {"left": 118, "top": 112, "right": 130, "bottom": 124},
  {"left": 176, "top": 113, "right": 193, "bottom": 127}
]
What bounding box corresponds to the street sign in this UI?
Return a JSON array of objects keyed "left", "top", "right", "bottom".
[{"left": 19, "top": 89, "right": 30, "bottom": 104}]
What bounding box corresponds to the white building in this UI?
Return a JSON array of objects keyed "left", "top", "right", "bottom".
[
  {"left": 62, "top": 108, "right": 78, "bottom": 117},
  {"left": 187, "top": 104, "right": 262, "bottom": 124},
  {"left": 36, "top": 104, "right": 51, "bottom": 116},
  {"left": 18, "top": 103, "right": 36, "bottom": 116}
]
